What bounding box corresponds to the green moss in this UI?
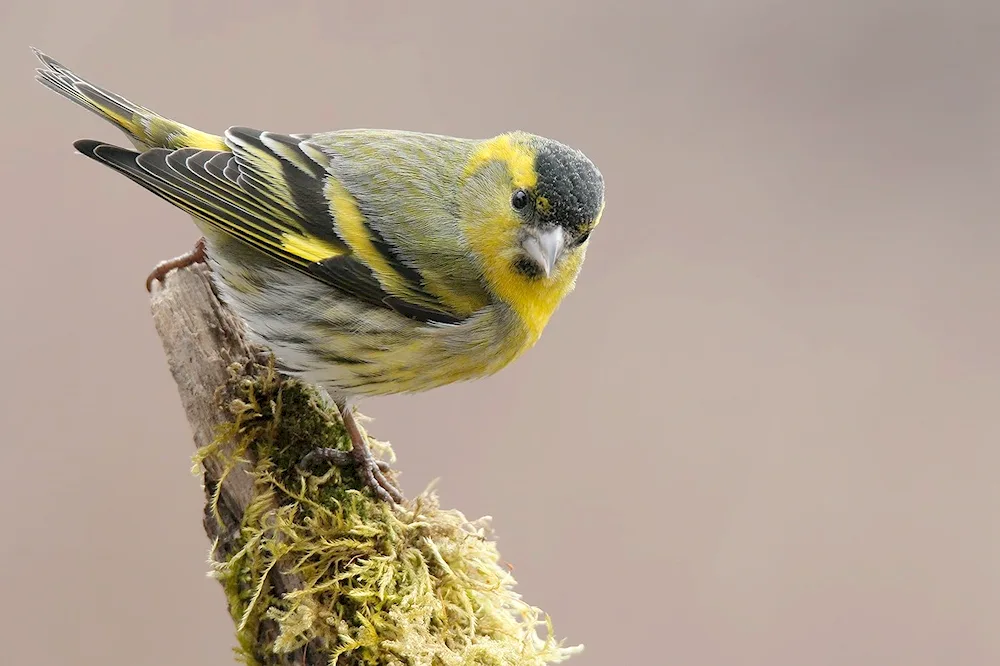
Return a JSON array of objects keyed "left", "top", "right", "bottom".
[{"left": 197, "top": 359, "right": 582, "bottom": 665}]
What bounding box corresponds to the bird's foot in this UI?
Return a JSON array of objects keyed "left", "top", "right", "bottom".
[
  {"left": 300, "top": 447, "right": 401, "bottom": 504},
  {"left": 299, "top": 405, "right": 404, "bottom": 505},
  {"left": 146, "top": 236, "right": 208, "bottom": 291}
]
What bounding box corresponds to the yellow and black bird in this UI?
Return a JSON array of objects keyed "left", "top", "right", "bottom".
[{"left": 33, "top": 49, "right": 606, "bottom": 504}]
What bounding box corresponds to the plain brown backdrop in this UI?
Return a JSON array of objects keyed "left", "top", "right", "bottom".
[{"left": 2, "top": 1, "right": 998, "bottom": 664}]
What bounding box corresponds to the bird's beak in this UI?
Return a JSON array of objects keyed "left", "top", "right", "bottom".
[{"left": 521, "top": 227, "right": 565, "bottom": 278}]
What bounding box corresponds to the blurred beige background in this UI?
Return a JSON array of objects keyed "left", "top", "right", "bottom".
[{"left": 1, "top": 1, "right": 998, "bottom": 664}]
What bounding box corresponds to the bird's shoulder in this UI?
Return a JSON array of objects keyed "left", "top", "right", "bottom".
[{"left": 296, "top": 129, "right": 493, "bottom": 317}]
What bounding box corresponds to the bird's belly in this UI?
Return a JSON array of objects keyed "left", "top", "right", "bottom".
[
  {"left": 207, "top": 251, "right": 529, "bottom": 400},
  {"left": 255, "top": 307, "right": 527, "bottom": 399}
]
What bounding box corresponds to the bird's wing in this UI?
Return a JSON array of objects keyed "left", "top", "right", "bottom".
[{"left": 76, "top": 127, "right": 466, "bottom": 325}]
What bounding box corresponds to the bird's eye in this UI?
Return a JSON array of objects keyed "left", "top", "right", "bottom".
[
  {"left": 575, "top": 229, "right": 591, "bottom": 246},
  {"left": 511, "top": 189, "right": 530, "bottom": 211}
]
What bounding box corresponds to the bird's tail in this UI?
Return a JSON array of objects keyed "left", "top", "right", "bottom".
[{"left": 32, "top": 48, "right": 227, "bottom": 152}]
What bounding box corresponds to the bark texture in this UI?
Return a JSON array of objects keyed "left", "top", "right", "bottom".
[{"left": 150, "top": 264, "right": 325, "bottom": 665}]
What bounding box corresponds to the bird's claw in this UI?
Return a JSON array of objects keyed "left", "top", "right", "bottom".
[
  {"left": 146, "top": 236, "right": 208, "bottom": 291},
  {"left": 299, "top": 445, "right": 402, "bottom": 504}
]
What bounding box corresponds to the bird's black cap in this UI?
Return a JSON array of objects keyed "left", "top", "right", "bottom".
[{"left": 532, "top": 139, "right": 605, "bottom": 232}]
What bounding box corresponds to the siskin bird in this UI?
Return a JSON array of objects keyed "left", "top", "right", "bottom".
[{"left": 33, "top": 49, "right": 606, "bottom": 504}]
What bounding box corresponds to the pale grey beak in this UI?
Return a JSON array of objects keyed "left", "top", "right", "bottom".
[{"left": 521, "top": 227, "right": 566, "bottom": 278}]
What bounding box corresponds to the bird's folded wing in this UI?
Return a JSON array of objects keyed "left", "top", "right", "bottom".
[{"left": 76, "top": 127, "right": 466, "bottom": 325}]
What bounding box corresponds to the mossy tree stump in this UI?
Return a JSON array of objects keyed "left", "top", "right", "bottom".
[{"left": 149, "top": 263, "right": 580, "bottom": 666}]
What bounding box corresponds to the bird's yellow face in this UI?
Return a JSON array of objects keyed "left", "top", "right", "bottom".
[{"left": 460, "top": 132, "right": 605, "bottom": 341}]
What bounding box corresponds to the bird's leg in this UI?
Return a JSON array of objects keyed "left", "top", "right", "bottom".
[
  {"left": 299, "top": 401, "right": 404, "bottom": 504},
  {"left": 146, "top": 236, "right": 208, "bottom": 291}
]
